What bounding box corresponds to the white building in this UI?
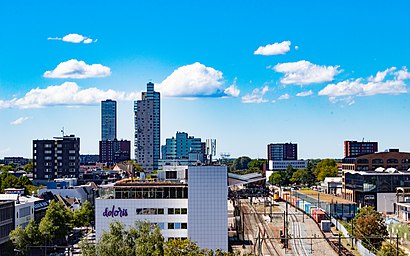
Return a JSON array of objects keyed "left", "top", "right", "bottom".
[
  {"left": 268, "top": 160, "right": 307, "bottom": 171},
  {"left": 95, "top": 165, "right": 228, "bottom": 252},
  {"left": 0, "top": 194, "right": 41, "bottom": 228}
]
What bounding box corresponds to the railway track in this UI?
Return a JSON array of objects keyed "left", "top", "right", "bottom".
[
  {"left": 289, "top": 212, "right": 309, "bottom": 256},
  {"left": 242, "top": 200, "right": 282, "bottom": 256}
]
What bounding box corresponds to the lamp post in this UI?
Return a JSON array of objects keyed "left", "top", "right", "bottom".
[{"left": 43, "top": 232, "right": 49, "bottom": 256}]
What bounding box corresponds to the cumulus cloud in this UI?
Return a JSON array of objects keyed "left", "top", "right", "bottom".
[
  {"left": 319, "top": 67, "right": 409, "bottom": 103},
  {"left": 0, "top": 82, "right": 139, "bottom": 109},
  {"left": 10, "top": 117, "right": 31, "bottom": 125},
  {"left": 273, "top": 60, "right": 341, "bottom": 85},
  {"left": 48, "top": 33, "right": 96, "bottom": 44},
  {"left": 396, "top": 67, "right": 410, "bottom": 80},
  {"left": 254, "top": 41, "right": 291, "bottom": 56},
  {"left": 296, "top": 90, "right": 313, "bottom": 97},
  {"left": 44, "top": 59, "right": 111, "bottom": 79},
  {"left": 156, "top": 62, "right": 238, "bottom": 98},
  {"left": 224, "top": 79, "right": 240, "bottom": 97},
  {"left": 277, "top": 93, "right": 290, "bottom": 100},
  {"left": 241, "top": 86, "right": 269, "bottom": 103}
]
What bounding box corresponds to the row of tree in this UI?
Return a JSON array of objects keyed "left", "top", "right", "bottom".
[
  {"left": 268, "top": 159, "right": 339, "bottom": 186},
  {"left": 0, "top": 171, "right": 37, "bottom": 195},
  {"left": 80, "top": 221, "right": 254, "bottom": 256},
  {"left": 10, "top": 200, "right": 94, "bottom": 255},
  {"left": 228, "top": 156, "right": 265, "bottom": 174},
  {"left": 0, "top": 162, "right": 33, "bottom": 172}
]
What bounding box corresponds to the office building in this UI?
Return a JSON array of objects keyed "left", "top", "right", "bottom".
[
  {"left": 342, "top": 150, "right": 410, "bottom": 212},
  {"left": 344, "top": 140, "right": 378, "bottom": 157},
  {"left": 80, "top": 154, "right": 100, "bottom": 165},
  {"left": 99, "top": 139, "right": 131, "bottom": 166},
  {"left": 268, "top": 160, "right": 307, "bottom": 171},
  {"left": 266, "top": 142, "right": 306, "bottom": 173},
  {"left": 161, "top": 132, "right": 205, "bottom": 161},
  {"left": 0, "top": 201, "right": 14, "bottom": 247},
  {"left": 4, "top": 157, "right": 29, "bottom": 166},
  {"left": 33, "top": 135, "right": 80, "bottom": 180},
  {"left": 267, "top": 143, "right": 297, "bottom": 161},
  {"left": 101, "top": 99, "right": 117, "bottom": 141},
  {"left": 134, "top": 82, "right": 160, "bottom": 173},
  {"left": 95, "top": 165, "right": 228, "bottom": 251},
  {"left": 341, "top": 149, "right": 410, "bottom": 172}
]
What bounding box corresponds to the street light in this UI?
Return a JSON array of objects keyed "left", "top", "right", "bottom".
[{"left": 43, "top": 232, "right": 49, "bottom": 256}]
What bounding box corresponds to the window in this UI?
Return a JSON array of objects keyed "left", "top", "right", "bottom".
[
  {"left": 372, "top": 159, "right": 384, "bottom": 164},
  {"left": 168, "top": 223, "right": 174, "bottom": 229},
  {"left": 387, "top": 159, "right": 398, "bottom": 164},
  {"left": 168, "top": 208, "right": 174, "bottom": 214},
  {"left": 174, "top": 223, "right": 181, "bottom": 229},
  {"left": 157, "top": 223, "right": 165, "bottom": 230},
  {"left": 181, "top": 223, "right": 187, "bottom": 229}
]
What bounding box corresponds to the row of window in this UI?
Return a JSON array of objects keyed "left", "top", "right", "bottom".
[
  {"left": 135, "top": 208, "right": 187, "bottom": 215},
  {"left": 155, "top": 222, "right": 187, "bottom": 230}
]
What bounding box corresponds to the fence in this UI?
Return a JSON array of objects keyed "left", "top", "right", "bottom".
[{"left": 331, "top": 217, "right": 376, "bottom": 256}]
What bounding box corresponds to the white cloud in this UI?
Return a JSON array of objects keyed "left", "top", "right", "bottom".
[
  {"left": 224, "top": 78, "right": 240, "bottom": 97},
  {"left": 396, "top": 67, "right": 410, "bottom": 80},
  {"left": 156, "top": 62, "right": 237, "bottom": 98},
  {"left": 319, "top": 67, "right": 409, "bottom": 103},
  {"left": 294, "top": 45, "right": 299, "bottom": 50},
  {"left": 48, "top": 33, "right": 96, "bottom": 44},
  {"left": 241, "top": 86, "right": 269, "bottom": 103},
  {"left": 273, "top": 60, "right": 341, "bottom": 85},
  {"left": 369, "top": 67, "right": 396, "bottom": 82},
  {"left": 0, "top": 82, "right": 140, "bottom": 109},
  {"left": 44, "top": 59, "right": 111, "bottom": 79},
  {"left": 277, "top": 93, "right": 290, "bottom": 100},
  {"left": 254, "top": 41, "right": 291, "bottom": 56},
  {"left": 296, "top": 90, "right": 313, "bottom": 97},
  {"left": 10, "top": 117, "right": 31, "bottom": 125}
]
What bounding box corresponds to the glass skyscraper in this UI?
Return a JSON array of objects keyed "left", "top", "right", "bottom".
[
  {"left": 101, "top": 99, "right": 117, "bottom": 141},
  {"left": 134, "top": 82, "right": 160, "bottom": 173}
]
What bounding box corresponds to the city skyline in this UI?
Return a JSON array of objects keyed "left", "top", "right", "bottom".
[{"left": 1, "top": 1, "right": 410, "bottom": 159}]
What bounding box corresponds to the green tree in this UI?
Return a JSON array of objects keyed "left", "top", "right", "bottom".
[
  {"left": 290, "top": 167, "right": 316, "bottom": 186},
  {"left": 24, "top": 163, "right": 33, "bottom": 173},
  {"left": 10, "top": 226, "right": 29, "bottom": 254},
  {"left": 164, "top": 239, "right": 209, "bottom": 256},
  {"left": 10, "top": 219, "right": 43, "bottom": 254},
  {"left": 0, "top": 165, "right": 14, "bottom": 172},
  {"left": 353, "top": 206, "right": 388, "bottom": 252},
  {"left": 39, "top": 201, "right": 73, "bottom": 243},
  {"left": 0, "top": 172, "right": 19, "bottom": 193},
  {"left": 73, "top": 201, "right": 94, "bottom": 227},
  {"left": 230, "top": 156, "right": 252, "bottom": 172},
  {"left": 377, "top": 241, "right": 406, "bottom": 256},
  {"left": 247, "top": 159, "right": 266, "bottom": 172},
  {"left": 81, "top": 221, "right": 164, "bottom": 256},
  {"left": 268, "top": 165, "right": 295, "bottom": 186},
  {"left": 314, "top": 159, "right": 338, "bottom": 181}
]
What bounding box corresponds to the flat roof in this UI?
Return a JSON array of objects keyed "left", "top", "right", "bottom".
[
  {"left": 295, "top": 190, "right": 355, "bottom": 204},
  {"left": 112, "top": 178, "right": 187, "bottom": 188}
]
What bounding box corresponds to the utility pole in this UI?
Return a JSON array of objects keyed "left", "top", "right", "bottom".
[
  {"left": 285, "top": 201, "right": 289, "bottom": 250},
  {"left": 338, "top": 233, "right": 341, "bottom": 255},
  {"left": 396, "top": 234, "right": 399, "bottom": 256}
]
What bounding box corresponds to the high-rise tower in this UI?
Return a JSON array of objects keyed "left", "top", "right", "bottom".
[
  {"left": 101, "top": 99, "right": 117, "bottom": 141},
  {"left": 134, "top": 82, "right": 160, "bottom": 172}
]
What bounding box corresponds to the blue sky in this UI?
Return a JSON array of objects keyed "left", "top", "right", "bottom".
[{"left": 1, "top": 0, "right": 409, "bottom": 159}]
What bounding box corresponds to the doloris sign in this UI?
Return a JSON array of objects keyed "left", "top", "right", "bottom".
[{"left": 103, "top": 205, "right": 128, "bottom": 217}]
